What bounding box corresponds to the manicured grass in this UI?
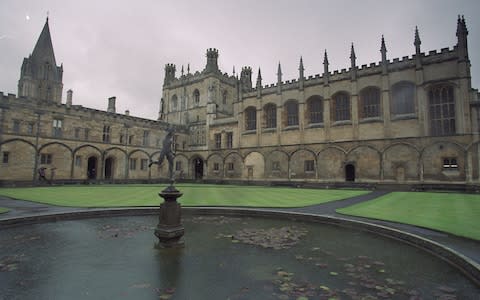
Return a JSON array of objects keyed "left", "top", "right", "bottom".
[
  {"left": 0, "top": 207, "right": 9, "bottom": 214},
  {"left": 0, "top": 184, "right": 369, "bottom": 208},
  {"left": 337, "top": 192, "right": 480, "bottom": 241}
]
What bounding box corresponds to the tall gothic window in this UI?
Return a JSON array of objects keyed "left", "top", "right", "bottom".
[
  {"left": 429, "top": 85, "right": 455, "bottom": 136},
  {"left": 264, "top": 103, "right": 276, "bottom": 129},
  {"left": 332, "top": 92, "right": 350, "bottom": 122},
  {"left": 307, "top": 96, "right": 323, "bottom": 124},
  {"left": 285, "top": 100, "right": 299, "bottom": 126},
  {"left": 245, "top": 107, "right": 257, "bottom": 130},
  {"left": 360, "top": 87, "right": 381, "bottom": 119},
  {"left": 193, "top": 89, "right": 200, "bottom": 106},
  {"left": 222, "top": 91, "right": 228, "bottom": 105},
  {"left": 171, "top": 95, "right": 178, "bottom": 112},
  {"left": 392, "top": 82, "right": 415, "bottom": 115}
]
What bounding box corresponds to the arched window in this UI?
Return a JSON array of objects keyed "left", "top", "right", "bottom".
[
  {"left": 332, "top": 92, "right": 350, "bottom": 122},
  {"left": 360, "top": 87, "right": 381, "bottom": 119},
  {"left": 392, "top": 82, "right": 415, "bottom": 115},
  {"left": 285, "top": 100, "right": 299, "bottom": 126},
  {"left": 193, "top": 89, "right": 200, "bottom": 106},
  {"left": 429, "top": 85, "right": 455, "bottom": 136},
  {"left": 307, "top": 96, "right": 323, "bottom": 124},
  {"left": 171, "top": 95, "right": 178, "bottom": 112},
  {"left": 222, "top": 91, "right": 228, "bottom": 105},
  {"left": 245, "top": 106, "right": 257, "bottom": 130},
  {"left": 264, "top": 103, "right": 276, "bottom": 129}
]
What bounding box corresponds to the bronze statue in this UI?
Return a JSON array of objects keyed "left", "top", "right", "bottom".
[{"left": 149, "top": 127, "right": 175, "bottom": 181}]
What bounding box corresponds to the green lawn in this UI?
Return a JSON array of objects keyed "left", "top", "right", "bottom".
[
  {"left": 0, "top": 207, "right": 9, "bottom": 214},
  {"left": 0, "top": 184, "right": 369, "bottom": 208},
  {"left": 337, "top": 192, "right": 480, "bottom": 241}
]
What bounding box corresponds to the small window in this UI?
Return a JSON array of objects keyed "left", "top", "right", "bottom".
[
  {"left": 392, "top": 82, "right": 415, "bottom": 115},
  {"left": 171, "top": 95, "right": 178, "bottom": 112},
  {"left": 226, "top": 132, "right": 233, "bottom": 149},
  {"left": 13, "top": 120, "right": 20, "bottom": 133},
  {"left": 119, "top": 134, "right": 124, "bottom": 144},
  {"left": 129, "top": 158, "right": 137, "bottom": 170},
  {"left": 245, "top": 107, "right": 257, "bottom": 130},
  {"left": 305, "top": 160, "right": 315, "bottom": 172},
  {"left": 74, "top": 128, "right": 81, "bottom": 139},
  {"left": 227, "top": 162, "right": 234, "bottom": 171},
  {"left": 40, "top": 153, "right": 52, "bottom": 165},
  {"left": 2, "top": 152, "right": 9, "bottom": 164},
  {"left": 332, "top": 92, "right": 350, "bottom": 122},
  {"left": 360, "top": 87, "right": 381, "bottom": 119},
  {"left": 85, "top": 128, "right": 89, "bottom": 140},
  {"left": 222, "top": 91, "right": 227, "bottom": 105},
  {"left": 443, "top": 158, "right": 458, "bottom": 169},
  {"left": 52, "top": 119, "right": 62, "bottom": 137},
  {"left": 214, "top": 133, "right": 221, "bottom": 149},
  {"left": 140, "top": 159, "right": 149, "bottom": 170},
  {"left": 129, "top": 135, "right": 134, "bottom": 145},
  {"left": 75, "top": 155, "right": 82, "bottom": 167},
  {"left": 27, "top": 123, "right": 34, "bottom": 135},
  {"left": 193, "top": 89, "right": 200, "bottom": 106},
  {"left": 307, "top": 96, "right": 323, "bottom": 124},
  {"left": 213, "top": 163, "right": 220, "bottom": 171},
  {"left": 175, "top": 161, "right": 182, "bottom": 171},
  {"left": 102, "top": 125, "right": 110, "bottom": 143},
  {"left": 285, "top": 101, "right": 299, "bottom": 126},
  {"left": 143, "top": 131, "right": 150, "bottom": 146},
  {"left": 264, "top": 103, "right": 277, "bottom": 128},
  {"left": 272, "top": 161, "right": 280, "bottom": 171}
]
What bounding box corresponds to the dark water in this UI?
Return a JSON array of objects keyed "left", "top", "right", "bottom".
[{"left": 0, "top": 215, "right": 478, "bottom": 299}]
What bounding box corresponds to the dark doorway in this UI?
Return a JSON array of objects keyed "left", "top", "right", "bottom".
[
  {"left": 87, "top": 156, "right": 97, "bottom": 179},
  {"left": 345, "top": 164, "right": 355, "bottom": 182},
  {"left": 104, "top": 157, "right": 114, "bottom": 180},
  {"left": 193, "top": 158, "right": 203, "bottom": 180}
]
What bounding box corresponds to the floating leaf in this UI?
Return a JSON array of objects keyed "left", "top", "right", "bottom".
[
  {"left": 378, "top": 269, "right": 386, "bottom": 273},
  {"left": 296, "top": 297, "right": 309, "bottom": 300},
  {"left": 329, "top": 272, "right": 338, "bottom": 276},
  {"left": 319, "top": 285, "right": 330, "bottom": 291}
]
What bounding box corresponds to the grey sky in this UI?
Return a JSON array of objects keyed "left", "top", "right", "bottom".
[{"left": 1, "top": 0, "right": 479, "bottom": 120}]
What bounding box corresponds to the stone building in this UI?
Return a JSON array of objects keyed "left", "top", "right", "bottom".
[
  {"left": 1, "top": 17, "right": 480, "bottom": 187},
  {"left": 0, "top": 18, "right": 185, "bottom": 184},
  {"left": 161, "top": 16, "right": 480, "bottom": 186}
]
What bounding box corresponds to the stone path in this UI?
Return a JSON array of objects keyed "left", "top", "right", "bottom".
[{"left": 1, "top": 191, "right": 479, "bottom": 265}]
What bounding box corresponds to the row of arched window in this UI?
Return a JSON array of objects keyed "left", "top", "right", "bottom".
[
  {"left": 244, "top": 83, "right": 456, "bottom": 136},
  {"left": 170, "top": 89, "right": 229, "bottom": 112}
]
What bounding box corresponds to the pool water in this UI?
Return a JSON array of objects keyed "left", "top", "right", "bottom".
[{"left": 0, "top": 215, "right": 478, "bottom": 299}]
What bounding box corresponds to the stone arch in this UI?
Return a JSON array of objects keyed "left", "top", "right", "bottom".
[
  {"left": 104, "top": 147, "right": 128, "bottom": 180},
  {"left": 207, "top": 152, "right": 224, "bottom": 179},
  {"left": 190, "top": 154, "right": 205, "bottom": 180},
  {"left": 265, "top": 149, "right": 289, "bottom": 179},
  {"left": 346, "top": 145, "right": 381, "bottom": 182},
  {"left": 290, "top": 148, "right": 316, "bottom": 180},
  {"left": 317, "top": 147, "right": 347, "bottom": 181},
  {"left": 244, "top": 151, "right": 265, "bottom": 180},
  {"left": 0, "top": 139, "right": 36, "bottom": 180},
  {"left": 224, "top": 152, "right": 243, "bottom": 179},
  {"left": 38, "top": 142, "right": 73, "bottom": 180},
  {"left": 72, "top": 145, "right": 102, "bottom": 180},
  {"left": 383, "top": 143, "right": 420, "bottom": 182},
  {"left": 127, "top": 149, "right": 150, "bottom": 180},
  {"left": 420, "top": 141, "right": 466, "bottom": 182}
]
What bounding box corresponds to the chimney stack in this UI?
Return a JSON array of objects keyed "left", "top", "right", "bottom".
[
  {"left": 107, "top": 96, "right": 116, "bottom": 113},
  {"left": 125, "top": 110, "right": 130, "bottom": 116},
  {"left": 66, "top": 89, "right": 73, "bottom": 107}
]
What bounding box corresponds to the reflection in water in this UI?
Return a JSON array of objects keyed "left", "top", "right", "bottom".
[{"left": 0, "top": 215, "right": 478, "bottom": 299}]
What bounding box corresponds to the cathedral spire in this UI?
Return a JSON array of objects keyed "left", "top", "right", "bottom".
[
  {"left": 299, "top": 56, "right": 305, "bottom": 80},
  {"left": 256, "top": 68, "right": 262, "bottom": 98},
  {"left": 276, "top": 62, "right": 282, "bottom": 95},
  {"left": 31, "top": 17, "right": 57, "bottom": 66}
]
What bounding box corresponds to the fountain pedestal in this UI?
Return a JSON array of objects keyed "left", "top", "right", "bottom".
[{"left": 154, "top": 184, "right": 184, "bottom": 249}]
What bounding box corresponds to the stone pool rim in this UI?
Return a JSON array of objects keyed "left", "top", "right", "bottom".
[{"left": 0, "top": 206, "right": 479, "bottom": 287}]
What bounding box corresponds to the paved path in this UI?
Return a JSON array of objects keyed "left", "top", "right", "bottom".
[{"left": 1, "top": 191, "right": 479, "bottom": 265}]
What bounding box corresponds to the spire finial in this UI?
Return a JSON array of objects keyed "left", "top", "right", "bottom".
[
  {"left": 323, "top": 49, "right": 329, "bottom": 65},
  {"left": 181, "top": 65, "right": 184, "bottom": 76},
  {"left": 350, "top": 43, "right": 356, "bottom": 60},
  {"left": 277, "top": 61, "right": 282, "bottom": 76},
  {"left": 414, "top": 26, "right": 421, "bottom": 55}
]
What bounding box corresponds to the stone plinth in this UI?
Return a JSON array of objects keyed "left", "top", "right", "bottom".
[{"left": 154, "top": 185, "right": 185, "bottom": 249}]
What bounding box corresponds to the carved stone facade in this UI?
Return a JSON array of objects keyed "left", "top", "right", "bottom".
[
  {"left": 161, "top": 17, "right": 480, "bottom": 185},
  {"left": 1, "top": 17, "right": 480, "bottom": 186}
]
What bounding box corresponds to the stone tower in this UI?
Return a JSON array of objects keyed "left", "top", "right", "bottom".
[
  {"left": 18, "top": 18, "right": 63, "bottom": 103},
  {"left": 204, "top": 48, "right": 219, "bottom": 73}
]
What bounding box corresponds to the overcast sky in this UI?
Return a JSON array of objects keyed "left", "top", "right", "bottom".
[{"left": 1, "top": 0, "right": 479, "bottom": 120}]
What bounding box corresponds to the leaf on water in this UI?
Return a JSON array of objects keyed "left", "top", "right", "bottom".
[
  {"left": 329, "top": 272, "right": 338, "bottom": 276},
  {"left": 296, "top": 297, "right": 309, "bottom": 300},
  {"left": 319, "top": 285, "right": 330, "bottom": 291},
  {"left": 377, "top": 269, "right": 386, "bottom": 273}
]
